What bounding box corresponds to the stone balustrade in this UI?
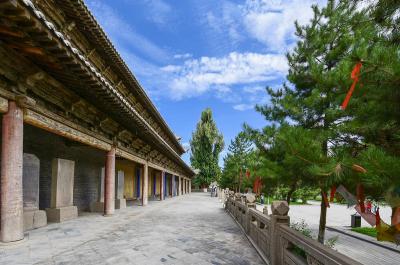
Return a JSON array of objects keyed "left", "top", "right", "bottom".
[{"left": 224, "top": 193, "right": 361, "bottom": 265}]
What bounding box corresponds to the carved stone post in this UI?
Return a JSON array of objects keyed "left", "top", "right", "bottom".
[
  {"left": 104, "top": 147, "right": 115, "bottom": 216},
  {"left": 0, "top": 101, "right": 24, "bottom": 243},
  {"left": 270, "top": 201, "right": 290, "bottom": 265}
]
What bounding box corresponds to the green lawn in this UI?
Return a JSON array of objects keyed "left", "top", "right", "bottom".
[
  {"left": 257, "top": 199, "right": 309, "bottom": 205},
  {"left": 351, "top": 227, "right": 377, "bottom": 238}
]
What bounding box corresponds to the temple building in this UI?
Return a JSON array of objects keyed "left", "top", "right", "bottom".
[{"left": 0, "top": 0, "right": 194, "bottom": 243}]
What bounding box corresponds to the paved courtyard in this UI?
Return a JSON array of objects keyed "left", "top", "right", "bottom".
[{"left": 0, "top": 193, "right": 263, "bottom": 265}]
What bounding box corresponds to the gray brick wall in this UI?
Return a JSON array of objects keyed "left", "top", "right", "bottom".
[{"left": 23, "top": 124, "right": 105, "bottom": 211}]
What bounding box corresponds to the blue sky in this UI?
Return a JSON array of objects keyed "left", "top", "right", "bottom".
[{"left": 86, "top": 0, "right": 325, "bottom": 166}]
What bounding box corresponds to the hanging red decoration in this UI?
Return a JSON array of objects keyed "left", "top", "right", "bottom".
[
  {"left": 341, "top": 61, "right": 363, "bottom": 110},
  {"left": 322, "top": 191, "right": 330, "bottom": 208},
  {"left": 376, "top": 207, "right": 381, "bottom": 227},
  {"left": 329, "top": 186, "right": 337, "bottom": 202},
  {"left": 253, "top": 176, "right": 262, "bottom": 194},
  {"left": 357, "top": 183, "right": 365, "bottom": 213},
  {"left": 246, "top": 169, "right": 250, "bottom": 179}
]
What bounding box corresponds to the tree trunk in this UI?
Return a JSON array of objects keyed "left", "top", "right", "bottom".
[
  {"left": 318, "top": 190, "right": 327, "bottom": 244},
  {"left": 286, "top": 182, "right": 296, "bottom": 204},
  {"left": 392, "top": 206, "right": 398, "bottom": 225}
]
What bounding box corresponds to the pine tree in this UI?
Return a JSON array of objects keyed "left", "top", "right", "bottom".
[
  {"left": 190, "top": 108, "right": 224, "bottom": 188},
  {"left": 220, "top": 132, "right": 252, "bottom": 191},
  {"left": 256, "top": 0, "right": 368, "bottom": 243}
]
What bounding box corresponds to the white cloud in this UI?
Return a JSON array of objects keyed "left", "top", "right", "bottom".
[
  {"left": 233, "top": 104, "right": 254, "bottom": 111},
  {"left": 86, "top": 0, "right": 170, "bottom": 62},
  {"left": 173, "top": 53, "right": 193, "bottom": 59},
  {"left": 243, "top": 85, "right": 265, "bottom": 94},
  {"left": 197, "top": 0, "right": 244, "bottom": 53},
  {"left": 161, "top": 52, "right": 287, "bottom": 100},
  {"left": 243, "top": 0, "right": 326, "bottom": 51},
  {"left": 181, "top": 142, "right": 190, "bottom": 152},
  {"left": 142, "top": 0, "right": 172, "bottom": 25}
]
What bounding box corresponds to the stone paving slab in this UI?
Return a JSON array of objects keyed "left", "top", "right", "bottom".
[{"left": 0, "top": 193, "right": 263, "bottom": 265}]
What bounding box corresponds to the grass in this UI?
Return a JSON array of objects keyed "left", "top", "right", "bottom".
[
  {"left": 351, "top": 227, "right": 377, "bottom": 238},
  {"left": 256, "top": 197, "right": 309, "bottom": 205}
]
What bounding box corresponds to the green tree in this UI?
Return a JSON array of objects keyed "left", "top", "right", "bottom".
[
  {"left": 190, "top": 108, "right": 224, "bottom": 188},
  {"left": 246, "top": 124, "right": 331, "bottom": 204},
  {"left": 255, "top": 0, "right": 369, "bottom": 243},
  {"left": 247, "top": 0, "right": 399, "bottom": 244},
  {"left": 336, "top": 0, "right": 400, "bottom": 223},
  {"left": 220, "top": 132, "right": 252, "bottom": 191}
]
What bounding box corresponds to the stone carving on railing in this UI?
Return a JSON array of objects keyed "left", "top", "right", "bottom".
[
  {"left": 271, "top": 200, "right": 289, "bottom": 216},
  {"left": 307, "top": 255, "right": 324, "bottom": 265},
  {"left": 234, "top": 192, "right": 242, "bottom": 201},
  {"left": 263, "top": 206, "right": 268, "bottom": 215},
  {"left": 224, "top": 197, "right": 361, "bottom": 265},
  {"left": 245, "top": 193, "right": 256, "bottom": 209}
]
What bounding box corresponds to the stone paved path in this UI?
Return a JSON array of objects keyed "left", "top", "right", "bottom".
[{"left": 0, "top": 193, "right": 263, "bottom": 265}]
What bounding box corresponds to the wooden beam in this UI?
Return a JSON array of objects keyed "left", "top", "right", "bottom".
[
  {"left": 24, "top": 109, "right": 111, "bottom": 151},
  {"left": 115, "top": 148, "right": 146, "bottom": 165},
  {"left": 0, "top": 96, "right": 8, "bottom": 113}
]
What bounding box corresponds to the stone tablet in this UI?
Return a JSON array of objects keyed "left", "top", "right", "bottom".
[
  {"left": 98, "top": 167, "right": 105, "bottom": 202},
  {"left": 23, "top": 153, "right": 40, "bottom": 210},
  {"left": 51, "top": 158, "right": 75, "bottom": 208},
  {"left": 115, "top": 170, "right": 124, "bottom": 199}
]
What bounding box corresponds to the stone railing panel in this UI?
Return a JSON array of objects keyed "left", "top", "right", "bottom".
[
  {"left": 224, "top": 197, "right": 361, "bottom": 265},
  {"left": 248, "top": 208, "right": 271, "bottom": 260},
  {"left": 278, "top": 225, "right": 362, "bottom": 265}
]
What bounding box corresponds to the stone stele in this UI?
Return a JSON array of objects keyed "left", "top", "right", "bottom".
[
  {"left": 46, "top": 158, "right": 78, "bottom": 222},
  {"left": 90, "top": 167, "right": 105, "bottom": 212},
  {"left": 23, "top": 153, "right": 47, "bottom": 230},
  {"left": 115, "top": 170, "right": 126, "bottom": 209}
]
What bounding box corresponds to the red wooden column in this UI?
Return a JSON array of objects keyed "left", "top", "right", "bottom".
[
  {"left": 104, "top": 147, "right": 115, "bottom": 216},
  {"left": 0, "top": 101, "right": 24, "bottom": 243}
]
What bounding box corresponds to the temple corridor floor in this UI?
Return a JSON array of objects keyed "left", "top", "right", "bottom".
[{"left": 0, "top": 193, "right": 263, "bottom": 265}]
